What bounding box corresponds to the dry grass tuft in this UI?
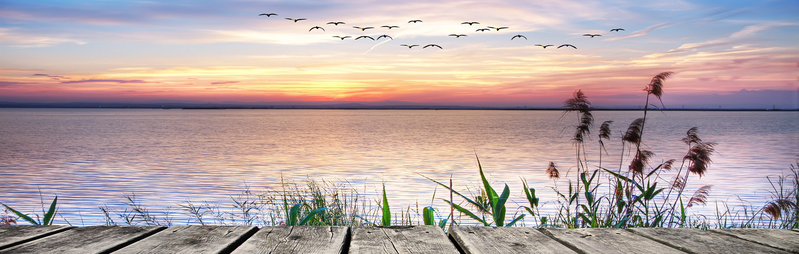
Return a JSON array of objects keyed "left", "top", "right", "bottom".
[
  {"left": 646, "top": 71, "right": 673, "bottom": 100},
  {"left": 684, "top": 142, "right": 716, "bottom": 177},
  {"left": 546, "top": 161, "right": 560, "bottom": 179},
  {"left": 623, "top": 118, "right": 645, "bottom": 144},
  {"left": 630, "top": 149, "right": 655, "bottom": 175}
]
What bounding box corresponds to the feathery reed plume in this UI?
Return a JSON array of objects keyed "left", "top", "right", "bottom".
[
  {"left": 686, "top": 185, "right": 712, "bottom": 207},
  {"left": 763, "top": 199, "right": 796, "bottom": 219},
  {"left": 564, "top": 90, "right": 591, "bottom": 113},
  {"left": 682, "top": 127, "right": 702, "bottom": 145},
  {"left": 645, "top": 71, "right": 673, "bottom": 101},
  {"left": 546, "top": 161, "right": 560, "bottom": 179},
  {"left": 599, "top": 121, "right": 613, "bottom": 140},
  {"left": 672, "top": 175, "right": 686, "bottom": 190},
  {"left": 630, "top": 149, "right": 654, "bottom": 175},
  {"left": 684, "top": 142, "right": 716, "bottom": 177},
  {"left": 623, "top": 118, "right": 645, "bottom": 144},
  {"left": 661, "top": 159, "right": 676, "bottom": 171}
]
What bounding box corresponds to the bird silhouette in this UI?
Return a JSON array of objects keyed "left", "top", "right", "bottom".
[
  {"left": 558, "top": 44, "right": 577, "bottom": 49},
  {"left": 309, "top": 26, "right": 325, "bottom": 32},
  {"left": 449, "top": 34, "right": 467, "bottom": 38},
  {"left": 610, "top": 28, "right": 625, "bottom": 32},
  {"left": 327, "top": 21, "right": 345, "bottom": 25},
  {"left": 423, "top": 44, "right": 443, "bottom": 49},
  {"left": 400, "top": 44, "right": 419, "bottom": 48},
  {"left": 476, "top": 28, "right": 490, "bottom": 32},
  {"left": 286, "top": 18, "right": 306, "bottom": 22},
  {"left": 535, "top": 44, "right": 554, "bottom": 48},
  {"left": 355, "top": 35, "right": 374, "bottom": 40},
  {"left": 259, "top": 13, "right": 277, "bottom": 17},
  {"left": 511, "top": 34, "right": 527, "bottom": 40},
  {"left": 487, "top": 26, "right": 509, "bottom": 31},
  {"left": 377, "top": 34, "right": 393, "bottom": 40},
  {"left": 583, "top": 34, "right": 601, "bottom": 38},
  {"left": 333, "top": 36, "right": 351, "bottom": 40},
  {"left": 461, "top": 21, "right": 480, "bottom": 25},
  {"left": 353, "top": 26, "right": 374, "bottom": 31},
  {"left": 381, "top": 25, "right": 400, "bottom": 29},
  {"left": 408, "top": 20, "right": 423, "bottom": 23}
]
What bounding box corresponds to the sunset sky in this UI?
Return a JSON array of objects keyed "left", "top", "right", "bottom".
[{"left": 1, "top": 0, "right": 797, "bottom": 108}]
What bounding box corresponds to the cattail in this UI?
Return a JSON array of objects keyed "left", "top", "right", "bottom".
[
  {"left": 630, "top": 149, "right": 654, "bottom": 175},
  {"left": 623, "top": 118, "right": 645, "bottom": 145},
  {"left": 546, "top": 161, "right": 560, "bottom": 179},
  {"left": 682, "top": 127, "right": 702, "bottom": 145},
  {"left": 687, "top": 185, "right": 712, "bottom": 207},
  {"left": 645, "top": 71, "right": 673, "bottom": 100},
  {"left": 684, "top": 142, "right": 716, "bottom": 177}
]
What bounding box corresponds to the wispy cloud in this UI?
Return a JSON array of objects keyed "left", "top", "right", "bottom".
[
  {"left": 60, "top": 79, "right": 151, "bottom": 84},
  {"left": 0, "top": 28, "right": 85, "bottom": 47},
  {"left": 211, "top": 81, "right": 239, "bottom": 85},
  {"left": 33, "top": 74, "right": 69, "bottom": 80}
]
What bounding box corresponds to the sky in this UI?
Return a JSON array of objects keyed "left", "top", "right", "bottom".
[{"left": 0, "top": 0, "right": 797, "bottom": 108}]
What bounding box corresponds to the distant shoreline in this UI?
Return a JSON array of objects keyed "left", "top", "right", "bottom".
[{"left": 0, "top": 106, "right": 795, "bottom": 111}]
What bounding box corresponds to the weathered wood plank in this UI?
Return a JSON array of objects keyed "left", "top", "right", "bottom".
[
  {"left": 630, "top": 228, "right": 788, "bottom": 254},
  {"left": 349, "top": 226, "right": 459, "bottom": 254},
  {"left": 113, "top": 225, "right": 257, "bottom": 254},
  {"left": 541, "top": 228, "right": 684, "bottom": 254},
  {"left": 231, "top": 226, "right": 347, "bottom": 254},
  {"left": 711, "top": 229, "right": 799, "bottom": 253},
  {"left": 0, "top": 226, "right": 163, "bottom": 254},
  {"left": 449, "top": 227, "right": 576, "bottom": 254},
  {"left": 0, "top": 225, "right": 72, "bottom": 250}
]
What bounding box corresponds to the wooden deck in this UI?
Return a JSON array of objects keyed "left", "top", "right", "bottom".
[{"left": 1, "top": 225, "right": 797, "bottom": 253}]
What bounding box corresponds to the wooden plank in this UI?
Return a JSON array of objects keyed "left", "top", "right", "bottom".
[
  {"left": 449, "top": 227, "right": 576, "bottom": 254},
  {"left": 114, "top": 225, "right": 257, "bottom": 254},
  {"left": 0, "top": 226, "right": 163, "bottom": 254},
  {"left": 231, "top": 226, "right": 347, "bottom": 254},
  {"left": 349, "top": 226, "right": 459, "bottom": 254},
  {"left": 711, "top": 229, "right": 799, "bottom": 253},
  {"left": 0, "top": 225, "right": 72, "bottom": 250},
  {"left": 541, "top": 228, "right": 684, "bottom": 254},
  {"left": 630, "top": 228, "right": 788, "bottom": 254}
]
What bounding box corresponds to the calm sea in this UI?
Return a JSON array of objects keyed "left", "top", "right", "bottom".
[{"left": 1, "top": 108, "right": 797, "bottom": 225}]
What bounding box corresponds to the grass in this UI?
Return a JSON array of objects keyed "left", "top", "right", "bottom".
[{"left": 1, "top": 72, "right": 797, "bottom": 229}]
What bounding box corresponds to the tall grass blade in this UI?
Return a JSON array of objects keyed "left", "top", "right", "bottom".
[
  {"left": 443, "top": 200, "right": 489, "bottom": 226},
  {"left": 477, "top": 155, "right": 498, "bottom": 202},
  {"left": 494, "top": 184, "right": 510, "bottom": 226},
  {"left": 299, "top": 207, "right": 327, "bottom": 226},
  {"left": 381, "top": 184, "right": 391, "bottom": 226},
  {"left": 1, "top": 203, "right": 38, "bottom": 225},
  {"left": 423, "top": 206, "right": 435, "bottom": 225},
  {"left": 42, "top": 196, "right": 58, "bottom": 225}
]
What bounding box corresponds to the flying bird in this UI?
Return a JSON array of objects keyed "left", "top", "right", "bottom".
[
  {"left": 309, "top": 26, "right": 325, "bottom": 32},
  {"left": 511, "top": 34, "right": 527, "bottom": 40},
  {"left": 476, "top": 28, "right": 489, "bottom": 32},
  {"left": 535, "top": 44, "right": 554, "bottom": 48},
  {"left": 583, "top": 34, "right": 601, "bottom": 38},
  {"left": 381, "top": 25, "right": 400, "bottom": 29},
  {"left": 286, "top": 18, "right": 306, "bottom": 22},
  {"left": 377, "top": 34, "right": 393, "bottom": 40},
  {"left": 327, "top": 21, "right": 345, "bottom": 25},
  {"left": 333, "top": 36, "right": 351, "bottom": 40},
  {"left": 448, "top": 34, "right": 467, "bottom": 38},
  {"left": 423, "top": 44, "right": 443, "bottom": 49},
  {"left": 487, "top": 26, "right": 509, "bottom": 31},
  {"left": 558, "top": 44, "right": 577, "bottom": 49},
  {"left": 610, "top": 28, "right": 625, "bottom": 32},
  {"left": 355, "top": 35, "right": 374, "bottom": 40},
  {"left": 258, "top": 13, "right": 277, "bottom": 17},
  {"left": 400, "top": 44, "right": 419, "bottom": 48},
  {"left": 461, "top": 21, "right": 480, "bottom": 25},
  {"left": 353, "top": 26, "right": 374, "bottom": 31},
  {"left": 408, "top": 20, "right": 423, "bottom": 23}
]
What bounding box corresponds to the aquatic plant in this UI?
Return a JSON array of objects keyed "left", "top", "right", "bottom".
[{"left": 0, "top": 190, "right": 58, "bottom": 226}]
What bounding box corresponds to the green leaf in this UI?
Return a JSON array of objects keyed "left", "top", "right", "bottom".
[
  {"left": 423, "top": 206, "right": 435, "bottom": 225},
  {"left": 443, "top": 199, "right": 488, "bottom": 226},
  {"left": 493, "top": 184, "right": 510, "bottom": 226},
  {"left": 418, "top": 173, "right": 489, "bottom": 213},
  {"left": 288, "top": 204, "right": 301, "bottom": 226},
  {"left": 476, "top": 155, "right": 498, "bottom": 207},
  {"left": 381, "top": 184, "right": 391, "bottom": 226},
  {"left": 506, "top": 214, "right": 526, "bottom": 227},
  {"left": 299, "top": 207, "right": 327, "bottom": 226},
  {"left": 42, "top": 196, "right": 58, "bottom": 225},
  {"left": 1, "top": 203, "right": 39, "bottom": 225}
]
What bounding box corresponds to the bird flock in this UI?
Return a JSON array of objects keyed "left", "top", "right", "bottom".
[{"left": 258, "top": 13, "right": 625, "bottom": 50}]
